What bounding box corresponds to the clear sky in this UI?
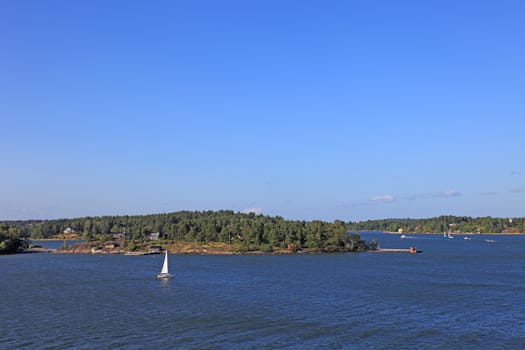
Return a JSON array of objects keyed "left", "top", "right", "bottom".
[{"left": 1, "top": 0, "right": 524, "bottom": 221}]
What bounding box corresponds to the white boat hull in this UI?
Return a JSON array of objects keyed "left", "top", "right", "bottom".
[{"left": 156, "top": 272, "right": 172, "bottom": 279}]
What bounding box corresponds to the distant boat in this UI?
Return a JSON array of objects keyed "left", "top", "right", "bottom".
[
  {"left": 447, "top": 230, "right": 454, "bottom": 239},
  {"left": 400, "top": 234, "right": 407, "bottom": 239},
  {"left": 485, "top": 239, "right": 496, "bottom": 243},
  {"left": 464, "top": 237, "right": 471, "bottom": 240},
  {"left": 156, "top": 250, "right": 172, "bottom": 279}
]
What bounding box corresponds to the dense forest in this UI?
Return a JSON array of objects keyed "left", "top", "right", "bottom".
[
  {"left": 0, "top": 224, "right": 29, "bottom": 253},
  {"left": 348, "top": 215, "right": 525, "bottom": 234},
  {"left": 0, "top": 211, "right": 369, "bottom": 253},
  {"left": 0, "top": 234, "right": 27, "bottom": 253},
  {"left": 1, "top": 212, "right": 523, "bottom": 254}
]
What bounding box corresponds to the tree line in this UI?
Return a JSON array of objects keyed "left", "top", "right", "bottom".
[
  {"left": 0, "top": 223, "right": 29, "bottom": 253},
  {"left": 347, "top": 215, "right": 525, "bottom": 234},
  {"left": 2, "top": 212, "right": 523, "bottom": 254},
  {"left": 1, "top": 211, "right": 369, "bottom": 252}
]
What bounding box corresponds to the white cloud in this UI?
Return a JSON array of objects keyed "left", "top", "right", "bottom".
[
  {"left": 365, "top": 189, "right": 460, "bottom": 205},
  {"left": 438, "top": 189, "right": 461, "bottom": 198},
  {"left": 242, "top": 207, "right": 263, "bottom": 215},
  {"left": 370, "top": 195, "right": 395, "bottom": 203},
  {"left": 480, "top": 191, "right": 499, "bottom": 196},
  {"left": 400, "top": 189, "right": 462, "bottom": 201},
  {"left": 510, "top": 187, "right": 525, "bottom": 193}
]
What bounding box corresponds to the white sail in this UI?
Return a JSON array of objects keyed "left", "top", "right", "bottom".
[
  {"left": 156, "top": 250, "right": 171, "bottom": 278},
  {"left": 161, "top": 250, "right": 169, "bottom": 274}
]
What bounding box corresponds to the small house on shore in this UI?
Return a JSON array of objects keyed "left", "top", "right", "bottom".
[
  {"left": 148, "top": 232, "right": 160, "bottom": 241},
  {"left": 104, "top": 241, "right": 119, "bottom": 250}
]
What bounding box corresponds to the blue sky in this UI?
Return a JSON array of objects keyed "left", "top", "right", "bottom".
[{"left": 1, "top": 0, "right": 524, "bottom": 221}]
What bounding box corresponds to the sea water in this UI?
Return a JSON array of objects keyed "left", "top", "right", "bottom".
[{"left": 1, "top": 233, "right": 525, "bottom": 349}]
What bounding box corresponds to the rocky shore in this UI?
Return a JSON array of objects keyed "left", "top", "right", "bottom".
[{"left": 51, "top": 241, "right": 356, "bottom": 255}]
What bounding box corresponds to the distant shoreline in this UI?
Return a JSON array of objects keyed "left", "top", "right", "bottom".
[
  {"left": 381, "top": 231, "right": 524, "bottom": 235},
  {"left": 16, "top": 231, "right": 524, "bottom": 256}
]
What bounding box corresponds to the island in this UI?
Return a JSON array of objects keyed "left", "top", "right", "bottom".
[
  {"left": 2, "top": 212, "right": 523, "bottom": 255},
  {"left": 1, "top": 211, "right": 370, "bottom": 255},
  {"left": 347, "top": 215, "right": 525, "bottom": 235}
]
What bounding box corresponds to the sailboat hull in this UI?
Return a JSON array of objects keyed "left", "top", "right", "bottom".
[{"left": 156, "top": 273, "right": 171, "bottom": 279}]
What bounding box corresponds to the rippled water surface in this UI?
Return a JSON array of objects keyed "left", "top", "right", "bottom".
[{"left": 2, "top": 233, "right": 525, "bottom": 349}]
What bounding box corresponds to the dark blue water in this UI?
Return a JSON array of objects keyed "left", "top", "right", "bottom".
[{"left": 2, "top": 233, "right": 525, "bottom": 349}]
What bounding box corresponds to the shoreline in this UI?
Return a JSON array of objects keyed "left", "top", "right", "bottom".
[
  {"left": 17, "top": 232, "right": 524, "bottom": 256},
  {"left": 46, "top": 241, "right": 365, "bottom": 256},
  {"left": 381, "top": 231, "right": 525, "bottom": 235},
  {"left": 54, "top": 248, "right": 361, "bottom": 256},
  {"left": 46, "top": 240, "right": 369, "bottom": 256}
]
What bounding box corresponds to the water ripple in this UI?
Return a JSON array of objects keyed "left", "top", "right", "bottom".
[{"left": 2, "top": 236, "right": 525, "bottom": 349}]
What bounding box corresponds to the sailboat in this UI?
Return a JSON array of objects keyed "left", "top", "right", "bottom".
[{"left": 156, "top": 250, "right": 172, "bottom": 279}]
